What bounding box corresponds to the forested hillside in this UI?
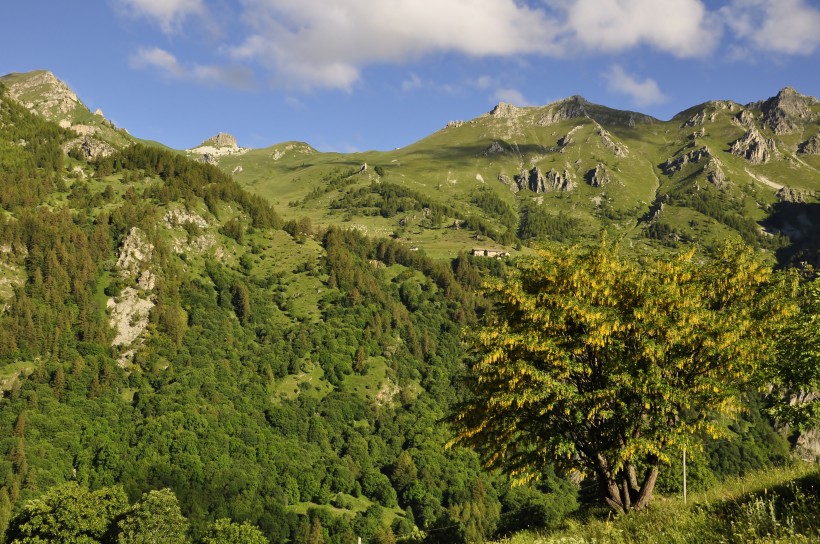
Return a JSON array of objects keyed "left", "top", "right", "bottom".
[{"left": 0, "top": 76, "right": 815, "bottom": 544}]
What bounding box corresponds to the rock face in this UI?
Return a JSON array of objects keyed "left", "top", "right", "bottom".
[
  {"left": 515, "top": 166, "right": 576, "bottom": 193},
  {"left": 705, "top": 158, "right": 727, "bottom": 188},
  {"left": 758, "top": 87, "right": 818, "bottom": 134},
  {"left": 736, "top": 109, "right": 756, "bottom": 129},
  {"left": 489, "top": 102, "right": 523, "bottom": 118},
  {"left": 201, "top": 132, "right": 238, "bottom": 148},
  {"left": 483, "top": 141, "right": 506, "bottom": 155},
  {"left": 776, "top": 186, "right": 805, "bottom": 203},
  {"left": 730, "top": 129, "right": 776, "bottom": 164},
  {"left": 798, "top": 134, "right": 820, "bottom": 155},
  {"left": 662, "top": 146, "right": 711, "bottom": 175},
  {"left": 586, "top": 163, "right": 611, "bottom": 187},
  {"left": 64, "top": 136, "right": 115, "bottom": 160},
  {"left": 1, "top": 70, "right": 84, "bottom": 121},
  {"left": 596, "top": 126, "right": 629, "bottom": 157},
  {"left": 108, "top": 228, "right": 156, "bottom": 361}
]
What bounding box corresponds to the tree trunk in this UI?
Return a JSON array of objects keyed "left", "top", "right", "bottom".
[
  {"left": 593, "top": 454, "right": 661, "bottom": 513},
  {"left": 633, "top": 456, "right": 660, "bottom": 511}
]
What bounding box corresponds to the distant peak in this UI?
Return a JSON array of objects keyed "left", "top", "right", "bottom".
[
  {"left": 489, "top": 102, "right": 523, "bottom": 117},
  {"left": 200, "top": 132, "right": 238, "bottom": 149},
  {"left": 758, "top": 86, "right": 818, "bottom": 134}
]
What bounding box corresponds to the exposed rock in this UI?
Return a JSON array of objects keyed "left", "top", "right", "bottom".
[
  {"left": 682, "top": 110, "right": 716, "bottom": 127},
  {"left": 730, "top": 128, "right": 776, "bottom": 164},
  {"left": 736, "top": 109, "right": 756, "bottom": 129},
  {"left": 515, "top": 166, "right": 576, "bottom": 193},
  {"left": 757, "top": 87, "right": 818, "bottom": 135},
  {"left": 2, "top": 70, "right": 84, "bottom": 121},
  {"left": 535, "top": 95, "right": 656, "bottom": 127},
  {"left": 497, "top": 173, "right": 516, "bottom": 192},
  {"left": 489, "top": 102, "right": 523, "bottom": 118},
  {"left": 71, "top": 124, "right": 98, "bottom": 136},
  {"left": 116, "top": 227, "right": 154, "bottom": 282},
  {"left": 662, "top": 146, "right": 711, "bottom": 175},
  {"left": 188, "top": 132, "right": 249, "bottom": 159},
  {"left": 704, "top": 158, "right": 728, "bottom": 188},
  {"left": 446, "top": 120, "right": 464, "bottom": 128},
  {"left": 586, "top": 163, "right": 611, "bottom": 187},
  {"left": 357, "top": 163, "right": 368, "bottom": 173},
  {"left": 232, "top": 165, "right": 244, "bottom": 175},
  {"left": 483, "top": 141, "right": 506, "bottom": 155},
  {"left": 199, "top": 153, "right": 218, "bottom": 165},
  {"left": 64, "top": 136, "right": 115, "bottom": 160},
  {"left": 94, "top": 108, "right": 104, "bottom": 117},
  {"left": 201, "top": 132, "right": 238, "bottom": 148},
  {"left": 776, "top": 186, "right": 805, "bottom": 203},
  {"left": 107, "top": 288, "right": 154, "bottom": 348},
  {"left": 795, "top": 429, "right": 820, "bottom": 462},
  {"left": 797, "top": 134, "right": 820, "bottom": 155},
  {"left": 163, "top": 208, "right": 208, "bottom": 230},
  {"left": 596, "top": 126, "right": 629, "bottom": 157}
]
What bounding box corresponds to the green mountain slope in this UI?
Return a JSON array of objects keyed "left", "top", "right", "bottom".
[
  {"left": 0, "top": 70, "right": 814, "bottom": 544},
  {"left": 217, "top": 90, "right": 819, "bottom": 266}
]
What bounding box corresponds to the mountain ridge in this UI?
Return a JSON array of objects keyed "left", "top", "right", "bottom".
[{"left": 2, "top": 69, "right": 818, "bottom": 267}]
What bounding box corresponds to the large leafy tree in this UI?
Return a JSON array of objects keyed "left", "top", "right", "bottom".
[{"left": 451, "top": 239, "right": 796, "bottom": 512}]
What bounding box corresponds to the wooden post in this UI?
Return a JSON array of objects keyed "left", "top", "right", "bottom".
[{"left": 683, "top": 447, "right": 687, "bottom": 504}]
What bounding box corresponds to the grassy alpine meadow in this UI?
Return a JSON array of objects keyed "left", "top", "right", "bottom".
[{"left": 492, "top": 463, "right": 820, "bottom": 544}]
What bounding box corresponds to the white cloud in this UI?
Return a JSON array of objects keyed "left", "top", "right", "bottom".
[
  {"left": 603, "top": 65, "right": 667, "bottom": 107},
  {"left": 401, "top": 73, "right": 424, "bottom": 92},
  {"left": 115, "top": 0, "right": 205, "bottom": 33},
  {"left": 130, "top": 47, "right": 255, "bottom": 90},
  {"left": 229, "top": 0, "right": 562, "bottom": 90},
  {"left": 493, "top": 88, "right": 532, "bottom": 107},
  {"left": 720, "top": 0, "right": 820, "bottom": 55},
  {"left": 558, "top": 0, "right": 720, "bottom": 57}
]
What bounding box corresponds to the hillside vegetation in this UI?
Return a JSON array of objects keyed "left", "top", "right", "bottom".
[{"left": 0, "top": 71, "right": 816, "bottom": 543}]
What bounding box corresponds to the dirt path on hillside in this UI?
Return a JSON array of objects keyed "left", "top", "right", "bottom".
[{"left": 745, "top": 168, "right": 783, "bottom": 190}]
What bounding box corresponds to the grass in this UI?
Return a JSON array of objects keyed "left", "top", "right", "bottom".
[
  {"left": 492, "top": 463, "right": 820, "bottom": 544},
  {"left": 216, "top": 94, "right": 819, "bottom": 263}
]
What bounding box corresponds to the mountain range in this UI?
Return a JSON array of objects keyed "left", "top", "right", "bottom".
[
  {"left": 2, "top": 70, "right": 818, "bottom": 267},
  {"left": 0, "top": 69, "right": 816, "bottom": 543}
]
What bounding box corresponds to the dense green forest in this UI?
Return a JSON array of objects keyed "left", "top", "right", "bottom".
[{"left": 0, "top": 83, "right": 814, "bottom": 543}]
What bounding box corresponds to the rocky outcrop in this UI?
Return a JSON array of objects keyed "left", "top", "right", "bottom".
[
  {"left": 489, "top": 102, "right": 523, "bottom": 118},
  {"left": 199, "top": 153, "right": 218, "bottom": 165},
  {"left": 730, "top": 129, "right": 776, "bottom": 164},
  {"left": 797, "top": 135, "right": 820, "bottom": 155},
  {"left": 108, "top": 228, "right": 156, "bottom": 361},
  {"left": 662, "top": 146, "right": 711, "bottom": 175},
  {"left": 483, "top": 141, "right": 506, "bottom": 155},
  {"left": 515, "top": 166, "right": 576, "bottom": 193},
  {"left": 2, "top": 70, "right": 84, "bottom": 121},
  {"left": 596, "top": 126, "right": 629, "bottom": 157},
  {"left": 163, "top": 208, "right": 208, "bottom": 230},
  {"left": 776, "top": 186, "right": 805, "bottom": 203},
  {"left": 758, "top": 87, "right": 818, "bottom": 135},
  {"left": 189, "top": 132, "right": 248, "bottom": 159},
  {"left": 736, "top": 109, "right": 756, "bottom": 129},
  {"left": 586, "top": 164, "right": 611, "bottom": 187},
  {"left": 704, "top": 158, "right": 727, "bottom": 188},
  {"left": 201, "top": 132, "right": 238, "bottom": 148},
  {"left": 64, "top": 136, "right": 115, "bottom": 160},
  {"left": 446, "top": 120, "right": 464, "bottom": 128},
  {"left": 534, "top": 95, "right": 656, "bottom": 128}
]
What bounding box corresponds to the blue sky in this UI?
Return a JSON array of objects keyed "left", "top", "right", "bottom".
[{"left": 2, "top": 0, "right": 820, "bottom": 152}]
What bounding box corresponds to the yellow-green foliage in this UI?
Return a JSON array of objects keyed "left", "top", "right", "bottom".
[{"left": 451, "top": 237, "right": 797, "bottom": 511}]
